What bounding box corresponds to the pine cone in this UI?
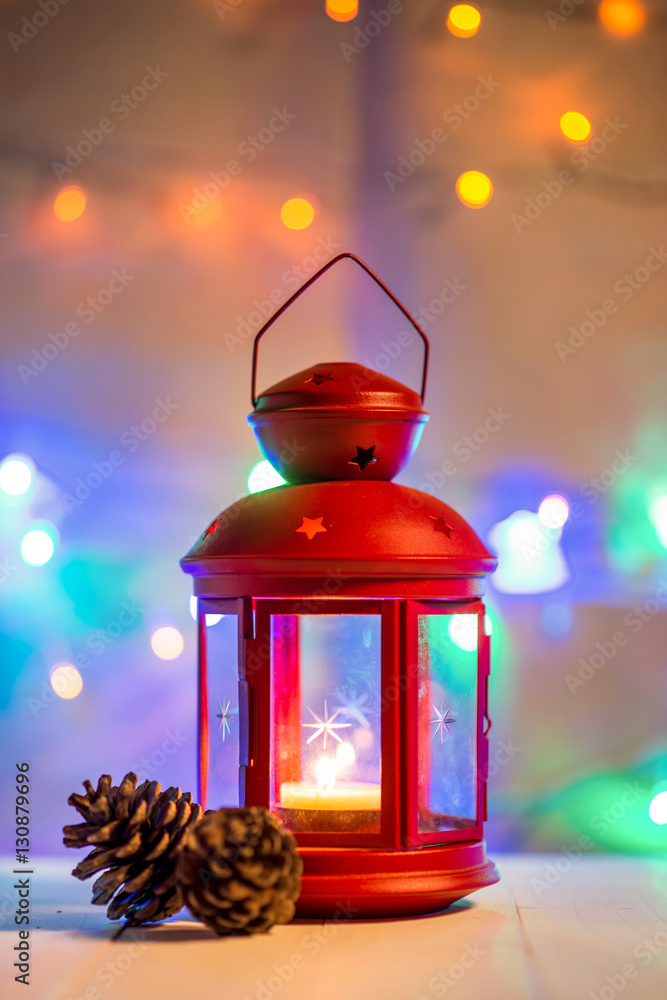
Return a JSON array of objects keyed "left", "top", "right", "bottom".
[
  {"left": 64, "top": 772, "right": 201, "bottom": 925},
  {"left": 176, "top": 806, "right": 302, "bottom": 935}
]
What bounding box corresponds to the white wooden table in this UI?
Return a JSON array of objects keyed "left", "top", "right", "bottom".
[{"left": 2, "top": 855, "right": 666, "bottom": 1000}]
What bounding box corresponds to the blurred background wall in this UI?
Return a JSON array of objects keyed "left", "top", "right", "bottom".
[{"left": 0, "top": 0, "right": 666, "bottom": 857}]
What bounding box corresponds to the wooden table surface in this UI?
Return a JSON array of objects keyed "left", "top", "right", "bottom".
[{"left": 2, "top": 854, "right": 666, "bottom": 1000}]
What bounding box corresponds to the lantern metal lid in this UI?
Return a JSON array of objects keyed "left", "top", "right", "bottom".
[
  {"left": 248, "top": 361, "right": 429, "bottom": 483},
  {"left": 181, "top": 481, "right": 496, "bottom": 598}
]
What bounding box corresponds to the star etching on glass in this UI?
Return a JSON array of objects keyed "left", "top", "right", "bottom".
[
  {"left": 431, "top": 700, "right": 456, "bottom": 743},
  {"left": 216, "top": 698, "right": 234, "bottom": 740},
  {"left": 303, "top": 700, "right": 351, "bottom": 749},
  {"left": 336, "top": 690, "right": 371, "bottom": 728}
]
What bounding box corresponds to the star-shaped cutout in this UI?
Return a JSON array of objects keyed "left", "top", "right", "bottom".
[
  {"left": 306, "top": 372, "right": 334, "bottom": 385},
  {"left": 295, "top": 516, "right": 327, "bottom": 540},
  {"left": 431, "top": 701, "right": 456, "bottom": 743},
  {"left": 303, "top": 700, "right": 351, "bottom": 749},
  {"left": 430, "top": 516, "right": 454, "bottom": 538},
  {"left": 204, "top": 518, "right": 221, "bottom": 537},
  {"left": 336, "top": 690, "right": 370, "bottom": 728},
  {"left": 349, "top": 445, "right": 377, "bottom": 471},
  {"left": 216, "top": 698, "right": 234, "bottom": 740}
]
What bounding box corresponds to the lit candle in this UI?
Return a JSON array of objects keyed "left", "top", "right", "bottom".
[
  {"left": 279, "top": 750, "right": 381, "bottom": 812},
  {"left": 279, "top": 780, "right": 381, "bottom": 811}
]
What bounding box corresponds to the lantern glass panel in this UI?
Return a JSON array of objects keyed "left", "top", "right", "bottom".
[
  {"left": 271, "top": 613, "right": 382, "bottom": 834},
  {"left": 417, "top": 613, "right": 478, "bottom": 832},
  {"left": 203, "top": 611, "right": 240, "bottom": 809}
]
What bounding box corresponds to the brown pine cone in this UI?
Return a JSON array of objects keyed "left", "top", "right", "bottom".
[
  {"left": 64, "top": 772, "right": 201, "bottom": 924},
  {"left": 176, "top": 806, "right": 302, "bottom": 935}
]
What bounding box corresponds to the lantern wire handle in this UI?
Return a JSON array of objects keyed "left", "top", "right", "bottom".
[{"left": 250, "top": 252, "right": 430, "bottom": 408}]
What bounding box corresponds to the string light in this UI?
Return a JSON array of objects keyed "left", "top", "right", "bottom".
[
  {"left": 598, "top": 0, "right": 645, "bottom": 34},
  {"left": 538, "top": 495, "right": 570, "bottom": 529},
  {"left": 455, "top": 171, "right": 493, "bottom": 209},
  {"left": 20, "top": 523, "right": 57, "bottom": 566},
  {"left": 447, "top": 5, "right": 481, "bottom": 38},
  {"left": 50, "top": 663, "right": 83, "bottom": 700},
  {"left": 648, "top": 790, "right": 667, "bottom": 825},
  {"left": 248, "top": 459, "right": 286, "bottom": 494},
  {"left": 150, "top": 626, "right": 184, "bottom": 660},
  {"left": 280, "top": 198, "right": 315, "bottom": 230},
  {"left": 0, "top": 454, "right": 33, "bottom": 496},
  {"left": 53, "top": 186, "right": 87, "bottom": 222},
  {"left": 560, "top": 111, "right": 592, "bottom": 142},
  {"left": 325, "top": 0, "right": 358, "bottom": 22},
  {"left": 648, "top": 494, "right": 667, "bottom": 549}
]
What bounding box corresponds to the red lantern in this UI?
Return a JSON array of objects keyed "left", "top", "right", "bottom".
[{"left": 181, "top": 254, "right": 499, "bottom": 918}]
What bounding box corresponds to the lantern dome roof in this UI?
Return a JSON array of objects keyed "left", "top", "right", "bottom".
[
  {"left": 181, "top": 480, "right": 496, "bottom": 599},
  {"left": 248, "top": 362, "right": 428, "bottom": 485}
]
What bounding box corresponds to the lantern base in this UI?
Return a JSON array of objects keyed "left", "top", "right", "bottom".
[{"left": 293, "top": 840, "right": 499, "bottom": 919}]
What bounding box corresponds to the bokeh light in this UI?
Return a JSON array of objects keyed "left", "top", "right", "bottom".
[
  {"left": 446, "top": 4, "right": 481, "bottom": 38},
  {"left": 455, "top": 170, "right": 493, "bottom": 208},
  {"left": 648, "top": 790, "right": 667, "bottom": 825},
  {"left": 20, "top": 523, "right": 57, "bottom": 566},
  {"left": 150, "top": 626, "right": 184, "bottom": 660},
  {"left": 189, "top": 595, "right": 224, "bottom": 627},
  {"left": 448, "top": 614, "right": 479, "bottom": 652},
  {"left": 50, "top": 663, "right": 83, "bottom": 700},
  {"left": 538, "top": 494, "right": 570, "bottom": 529},
  {"left": 189, "top": 198, "right": 223, "bottom": 228},
  {"left": 559, "top": 111, "right": 592, "bottom": 142},
  {"left": 0, "top": 454, "right": 33, "bottom": 496},
  {"left": 280, "top": 197, "right": 315, "bottom": 230},
  {"left": 648, "top": 494, "right": 667, "bottom": 549},
  {"left": 326, "top": 0, "right": 358, "bottom": 21},
  {"left": 489, "top": 510, "right": 570, "bottom": 594},
  {"left": 248, "top": 459, "right": 286, "bottom": 493},
  {"left": 598, "top": 0, "right": 645, "bottom": 35},
  {"left": 53, "top": 186, "right": 87, "bottom": 222},
  {"left": 336, "top": 741, "right": 356, "bottom": 767}
]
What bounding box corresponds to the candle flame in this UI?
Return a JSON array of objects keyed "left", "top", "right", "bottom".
[{"left": 315, "top": 756, "right": 336, "bottom": 791}]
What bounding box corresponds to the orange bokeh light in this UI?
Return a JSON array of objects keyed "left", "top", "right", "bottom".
[
  {"left": 559, "top": 111, "right": 592, "bottom": 142},
  {"left": 446, "top": 4, "right": 481, "bottom": 38},
  {"left": 189, "top": 198, "right": 223, "bottom": 228},
  {"left": 280, "top": 197, "right": 315, "bottom": 230},
  {"left": 455, "top": 170, "right": 493, "bottom": 209},
  {"left": 598, "top": 0, "right": 645, "bottom": 34},
  {"left": 326, "top": 0, "right": 358, "bottom": 22},
  {"left": 53, "top": 186, "right": 87, "bottom": 222}
]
